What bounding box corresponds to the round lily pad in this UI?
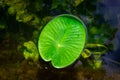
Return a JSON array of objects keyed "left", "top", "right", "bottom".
[{"left": 38, "top": 14, "right": 87, "bottom": 68}]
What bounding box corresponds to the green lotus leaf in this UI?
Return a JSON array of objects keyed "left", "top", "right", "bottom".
[{"left": 38, "top": 14, "right": 87, "bottom": 68}]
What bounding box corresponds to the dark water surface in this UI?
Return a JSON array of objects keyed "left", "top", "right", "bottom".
[
  {"left": 97, "top": 0, "right": 120, "bottom": 75},
  {"left": 0, "top": 0, "right": 120, "bottom": 80}
]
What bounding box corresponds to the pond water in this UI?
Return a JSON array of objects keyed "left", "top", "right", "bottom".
[
  {"left": 102, "top": 30, "right": 120, "bottom": 77},
  {"left": 0, "top": 0, "right": 120, "bottom": 80},
  {"left": 96, "top": 0, "right": 120, "bottom": 76}
]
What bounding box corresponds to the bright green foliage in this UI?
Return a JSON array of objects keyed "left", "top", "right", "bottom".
[
  {"left": 23, "top": 41, "right": 39, "bottom": 62},
  {"left": 38, "top": 14, "right": 86, "bottom": 68}
]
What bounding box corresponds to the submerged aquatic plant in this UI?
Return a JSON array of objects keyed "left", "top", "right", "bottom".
[
  {"left": 82, "top": 44, "right": 108, "bottom": 69},
  {"left": 23, "top": 41, "right": 39, "bottom": 62}
]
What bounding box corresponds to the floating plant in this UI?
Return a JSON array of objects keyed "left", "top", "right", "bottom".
[
  {"left": 23, "top": 14, "right": 108, "bottom": 69},
  {"left": 38, "top": 14, "right": 87, "bottom": 68}
]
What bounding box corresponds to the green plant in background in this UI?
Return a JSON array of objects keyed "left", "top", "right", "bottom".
[
  {"left": 0, "top": 22, "right": 6, "bottom": 29},
  {"left": 38, "top": 14, "right": 108, "bottom": 69},
  {"left": 82, "top": 44, "right": 108, "bottom": 69},
  {"left": 4, "top": 0, "right": 41, "bottom": 28},
  {"left": 23, "top": 41, "right": 39, "bottom": 62}
]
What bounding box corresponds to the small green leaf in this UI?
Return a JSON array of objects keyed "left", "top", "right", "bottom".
[
  {"left": 81, "top": 49, "right": 91, "bottom": 58},
  {"left": 38, "top": 14, "right": 87, "bottom": 68}
]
